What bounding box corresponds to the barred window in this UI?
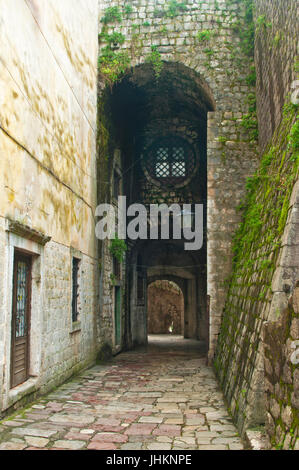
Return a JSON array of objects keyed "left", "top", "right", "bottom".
[
  {"left": 144, "top": 136, "right": 195, "bottom": 186},
  {"left": 72, "top": 257, "right": 80, "bottom": 323}
]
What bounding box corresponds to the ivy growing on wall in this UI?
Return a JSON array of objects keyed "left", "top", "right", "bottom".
[
  {"left": 109, "top": 235, "right": 127, "bottom": 263},
  {"left": 100, "top": 6, "right": 123, "bottom": 25},
  {"left": 145, "top": 46, "right": 164, "bottom": 79},
  {"left": 233, "top": 101, "right": 298, "bottom": 277},
  {"left": 98, "top": 47, "right": 131, "bottom": 87},
  {"left": 215, "top": 101, "right": 299, "bottom": 430},
  {"left": 98, "top": 1, "right": 192, "bottom": 86}
]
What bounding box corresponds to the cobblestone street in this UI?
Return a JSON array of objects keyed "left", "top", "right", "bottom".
[{"left": 0, "top": 336, "right": 244, "bottom": 450}]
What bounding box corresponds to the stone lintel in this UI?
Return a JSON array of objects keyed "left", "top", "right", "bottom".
[{"left": 6, "top": 219, "right": 51, "bottom": 246}]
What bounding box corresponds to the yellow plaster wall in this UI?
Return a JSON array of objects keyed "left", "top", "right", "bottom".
[{"left": 0, "top": 0, "right": 98, "bottom": 256}]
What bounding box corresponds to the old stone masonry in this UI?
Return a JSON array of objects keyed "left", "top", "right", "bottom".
[{"left": 0, "top": 0, "right": 298, "bottom": 452}]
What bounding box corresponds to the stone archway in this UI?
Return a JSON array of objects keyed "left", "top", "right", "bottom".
[
  {"left": 98, "top": 55, "right": 257, "bottom": 359},
  {"left": 99, "top": 61, "right": 214, "bottom": 352},
  {"left": 147, "top": 280, "right": 184, "bottom": 336}
]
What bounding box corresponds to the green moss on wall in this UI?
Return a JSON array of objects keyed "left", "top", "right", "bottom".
[{"left": 215, "top": 101, "right": 298, "bottom": 430}]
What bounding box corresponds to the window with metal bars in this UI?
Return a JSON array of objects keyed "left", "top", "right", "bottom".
[
  {"left": 72, "top": 257, "right": 80, "bottom": 323},
  {"left": 144, "top": 136, "right": 195, "bottom": 186}
]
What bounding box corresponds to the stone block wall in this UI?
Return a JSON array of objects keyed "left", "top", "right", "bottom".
[
  {"left": 215, "top": 105, "right": 298, "bottom": 437},
  {"left": 255, "top": 0, "right": 298, "bottom": 151},
  {"left": 215, "top": 0, "right": 298, "bottom": 442},
  {"left": 39, "top": 242, "right": 97, "bottom": 394},
  {"left": 263, "top": 282, "right": 299, "bottom": 450},
  {"left": 96, "top": 149, "right": 127, "bottom": 355}
]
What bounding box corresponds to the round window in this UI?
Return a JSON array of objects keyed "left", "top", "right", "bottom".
[{"left": 142, "top": 136, "right": 196, "bottom": 188}]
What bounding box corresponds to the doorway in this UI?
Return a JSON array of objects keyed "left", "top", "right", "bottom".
[
  {"left": 11, "top": 251, "right": 32, "bottom": 388},
  {"left": 114, "top": 286, "right": 122, "bottom": 346},
  {"left": 147, "top": 280, "right": 184, "bottom": 336}
]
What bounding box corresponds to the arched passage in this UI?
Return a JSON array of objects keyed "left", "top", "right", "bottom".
[
  {"left": 147, "top": 280, "right": 184, "bottom": 336},
  {"left": 127, "top": 239, "right": 207, "bottom": 348},
  {"left": 99, "top": 61, "right": 215, "bottom": 354}
]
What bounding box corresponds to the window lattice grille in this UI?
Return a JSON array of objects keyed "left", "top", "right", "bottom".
[{"left": 144, "top": 136, "right": 195, "bottom": 186}]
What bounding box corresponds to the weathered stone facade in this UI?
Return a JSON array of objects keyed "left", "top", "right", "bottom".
[
  {"left": 0, "top": 0, "right": 99, "bottom": 415},
  {"left": 97, "top": 149, "right": 127, "bottom": 354},
  {"left": 255, "top": 0, "right": 298, "bottom": 152},
  {"left": 263, "top": 282, "right": 299, "bottom": 450},
  {"left": 215, "top": 0, "right": 298, "bottom": 446}
]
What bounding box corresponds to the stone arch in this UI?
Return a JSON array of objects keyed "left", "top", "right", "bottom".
[
  {"left": 98, "top": 46, "right": 257, "bottom": 358},
  {"left": 126, "top": 238, "right": 206, "bottom": 347},
  {"left": 99, "top": 59, "right": 215, "bottom": 351},
  {"left": 147, "top": 279, "right": 184, "bottom": 336}
]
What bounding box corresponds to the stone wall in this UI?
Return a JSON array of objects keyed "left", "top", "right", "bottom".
[
  {"left": 215, "top": 105, "right": 298, "bottom": 438},
  {"left": 255, "top": 0, "right": 298, "bottom": 152},
  {"left": 0, "top": 0, "right": 99, "bottom": 415},
  {"left": 215, "top": 0, "right": 298, "bottom": 442},
  {"left": 263, "top": 282, "right": 299, "bottom": 450},
  {"left": 96, "top": 148, "right": 127, "bottom": 355},
  {"left": 97, "top": 0, "right": 259, "bottom": 356}
]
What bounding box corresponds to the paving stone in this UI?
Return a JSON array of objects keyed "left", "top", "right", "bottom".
[
  {"left": 229, "top": 443, "right": 245, "bottom": 450},
  {"left": 49, "top": 414, "right": 95, "bottom": 425},
  {"left": 125, "top": 424, "right": 157, "bottom": 435},
  {"left": 164, "top": 418, "right": 184, "bottom": 424},
  {"left": 138, "top": 416, "right": 163, "bottom": 424},
  {"left": 53, "top": 440, "right": 86, "bottom": 450},
  {"left": 195, "top": 431, "right": 219, "bottom": 438},
  {"left": 0, "top": 442, "right": 27, "bottom": 450},
  {"left": 196, "top": 438, "right": 213, "bottom": 445},
  {"left": 153, "top": 425, "right": 181, "bottom": 437},
  {"left": 197, "top": 444, "right": 228, "bottom": 450},
  {"left": 24, "top": 436, "right": 49, "bottom": 448},
  {"left": 157, "top": 397, "right": 188, "bottom": 403},
  {"left": 186, "top": 417, "right": 205, "bottom": 425},
  {"left": 92, "top": 432, "right": 128, "bottom": 443},
  {"left": 156, "top": 436, "right": 173, "bottom": 443},
  {"left": 0, "top": 340, "right": 243, "bottom": 451},
  {"left": 212, "top": 437, "right": 242, "bottom": 444},
  {"left": 25, "top": 447, "right": 48, "bottom": 450},
  {"left": 11, "top": 438, "right": 27, "bottom": 444},
  {"left": 12, "top": 428, "right": 57, "bottom": 438},
  {"left": 87, "top": 442, "right": 117, "bottom": 450},
  {"left": 175, "top": 437, "right": 196, "bottom": 445},
  {"left": 2, "top": 420, "right": 25, "bottom": 427},
  {"left": 120, "top": 443, "right": 144, "bottom": 450},
  {"left": 95, "top": 418, "right": 121, "bottom": 426},
  {"left": 147, "top": 443, "right": 172, "bottom": 450},
  {"left": 210, "top": 424, "right": 236, "bottom": 432},
  {"left": 80, "top": 429, "right": 95, "bottom": 435},
  {"left": 64, "top": 432, "right": 91, "bottom": 441}
]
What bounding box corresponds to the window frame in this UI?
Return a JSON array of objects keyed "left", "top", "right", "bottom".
[
  {"left": 142, "top": 135, "right": 197, "bottom": 189},
  {"left": 72, "top": 257, "right": 80, "bottom": 324}
]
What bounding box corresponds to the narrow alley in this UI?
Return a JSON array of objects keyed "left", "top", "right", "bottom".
[{"left": 0, "top": 336, "right": 243, "bottom": 450}]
